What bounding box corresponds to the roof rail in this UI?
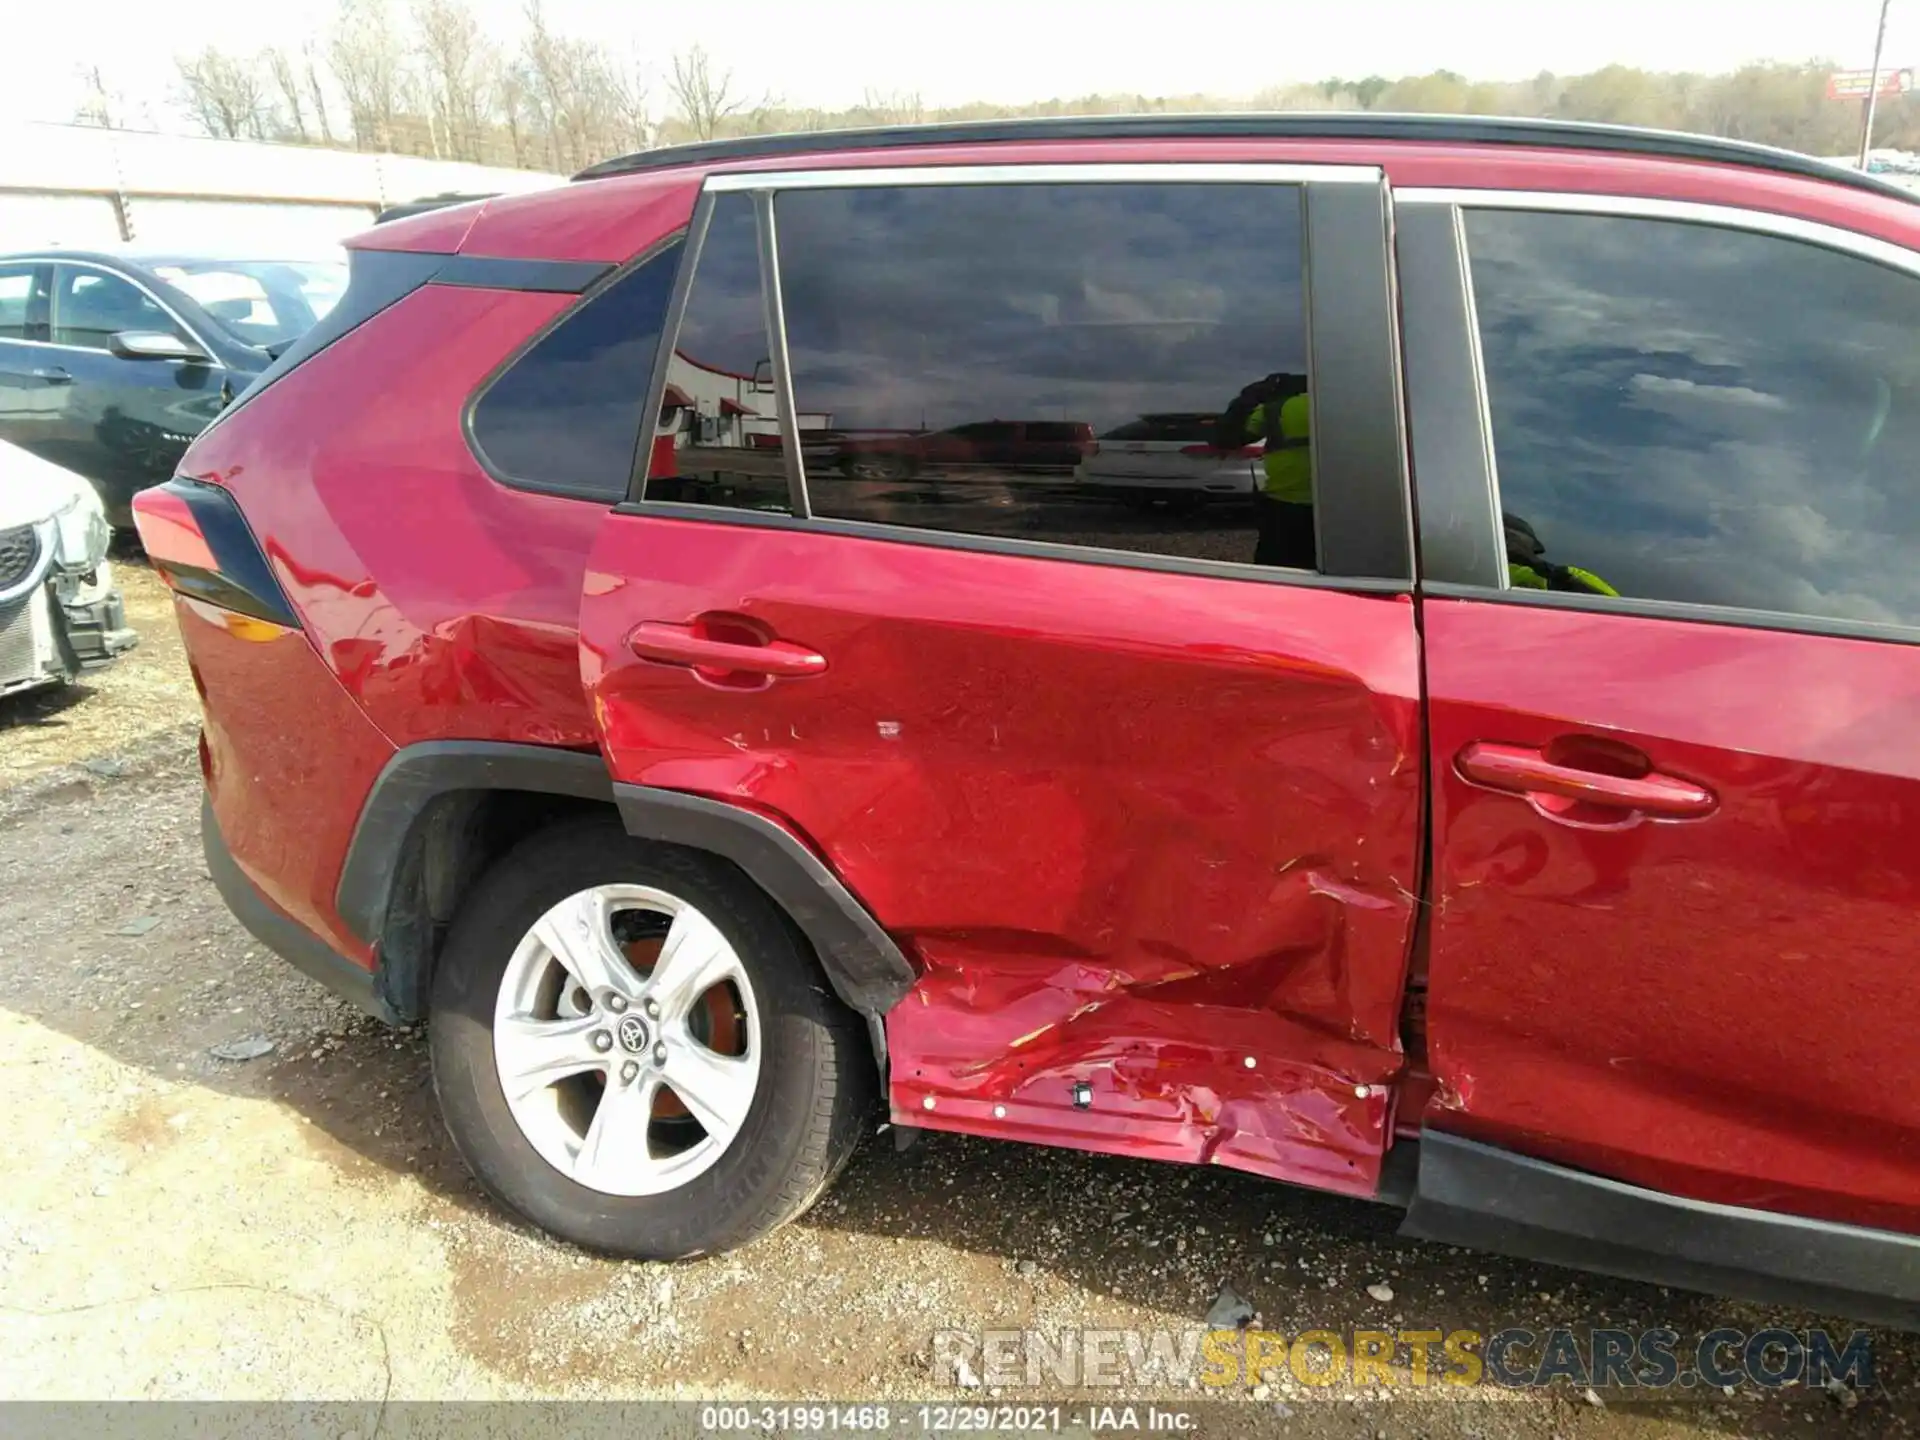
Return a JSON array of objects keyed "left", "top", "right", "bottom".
[{"left": 575, "top": 113, "right": 1916, "bottom": 204}]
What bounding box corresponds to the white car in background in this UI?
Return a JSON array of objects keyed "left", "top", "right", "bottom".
[
  {"left": 0, "top": 440, "right": 135, "bottom": 698},
  {"left": 1074, "top": 412, "right": 1263, "bottom": 508}
]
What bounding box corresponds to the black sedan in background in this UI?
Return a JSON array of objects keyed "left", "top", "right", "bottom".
[{"left": 0, "top": 250, "right": 346, "bottom": 525}]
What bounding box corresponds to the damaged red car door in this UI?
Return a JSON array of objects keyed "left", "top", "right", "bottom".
[{"left": 580, "top": 162, "right": 1424, "bottom": 1195}]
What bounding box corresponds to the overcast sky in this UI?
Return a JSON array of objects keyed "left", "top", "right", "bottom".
[{"left": 7, "top": 0, "right": 1911, "bottom": 132}]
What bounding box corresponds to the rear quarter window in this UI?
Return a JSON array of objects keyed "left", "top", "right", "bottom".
[{"left": 470, "top": 237, "right": 684, "bottom": 503}]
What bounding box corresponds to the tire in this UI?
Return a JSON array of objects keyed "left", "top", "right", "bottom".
[{"left": 429, "top": 815, "right": 874, "bottom": 1258}]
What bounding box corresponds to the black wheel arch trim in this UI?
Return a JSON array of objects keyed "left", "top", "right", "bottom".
[
  {"left": 1403, "top": 1129, "right": 1920, "bottom": 1329},
  {"left": 611, "top": 781, "right": 916, "bottom": 1020},
  {"left": 336, "top": 739, "right": 615, "bottom": 943},
  {"left": 335, "top": 740, "right": 914, "bottom": 1034}
]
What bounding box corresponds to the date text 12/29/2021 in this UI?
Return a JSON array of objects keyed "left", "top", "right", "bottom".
[{"left": 699, "top": 1406, "right": 1194, "bottom": 1432}]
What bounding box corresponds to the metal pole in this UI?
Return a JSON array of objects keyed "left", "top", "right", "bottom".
[{"left": 1860, "top": 0, "right": 1893, "bottom": 169}]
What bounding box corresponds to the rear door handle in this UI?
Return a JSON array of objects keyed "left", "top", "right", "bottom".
[
  {"left": 627, "top": 620, "right": 827, "bottom": 678},
  {"left": 1457, "top": 741, "right": 1716, "bottom": 819},
  {"left": 30, "top": 367, "right": 72, "bottom": 385}
]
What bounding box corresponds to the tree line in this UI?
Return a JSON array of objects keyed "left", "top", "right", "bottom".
[{"left": 106, "top": 0, "right": 1920, "bottom": 173}]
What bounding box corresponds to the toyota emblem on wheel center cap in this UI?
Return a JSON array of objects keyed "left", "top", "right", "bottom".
[{"left": 616, "top": 1014, "right": 650, "bottom": 1053}]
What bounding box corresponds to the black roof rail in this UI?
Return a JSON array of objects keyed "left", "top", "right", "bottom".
[{"left": 574, "top": 113, "right": 1917, "bottom": 205}]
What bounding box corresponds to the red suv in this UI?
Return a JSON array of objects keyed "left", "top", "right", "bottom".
[{"left": 134, "top": 116, "right": 1920, "bottom": 1321}]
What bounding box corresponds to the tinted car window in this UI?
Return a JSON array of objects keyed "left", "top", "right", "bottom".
[
  {"left": 0, "top": 264, "right": 39, "bottom": 341},
  {"left": 52, "top": 268, "right": 186, "bottom": 351},
  {"left": 1467, "top": 209, "right": 1920, "bottom": 628},
  {"left": 1103, "top": 414, "right": 1218, "bottom": 443},
  {"left": 151, "top": 260, "right": 348, "bottom": 350},
  {"left": 470, "top": 238, "right": 682, "bottom": 503},
  {"left": 775, "top": 183, "right": 1312, "bottom": 568},
  {"left": 643, "top": 193, "right": 788, "bottom": 514}
]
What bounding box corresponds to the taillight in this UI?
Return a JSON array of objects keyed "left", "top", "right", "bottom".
[
  {"left": 1181, "top": 443, "right": 1263, "bottom": 459},
  {"left": 131, "top": 478, "right": 297, "bottom": 627}
]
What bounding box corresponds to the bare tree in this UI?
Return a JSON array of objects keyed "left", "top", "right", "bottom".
[
  {"left": 263, "top": 47, "right": 311, "bottom": 141},
  {"left": 330, "top": 0, "right": 408, "bottom": 150},
  {"left": 492, "top": 61, "right": 533, "bottom": 167},
  {"left": 74, "top": 66, "right": 120, "bottom": 128},
  {"left": 177, "top": 47, "right": 271, "bottom": 139},
  {"left": 669, "top": 44, "right": 743, "bottom": 141},
  {"left": 519, "top": 0, "right": 573, "bottom": 167},
  {"left": 606, "top": 42, "right": 651, "bottom": 155},
  {"left": 859, "top": 88, "right": 924, "bottom": 125},
  {"left": 519, "top": 1, "right": 644, "bottom": 169},
  {"left": 414, "top": 0, "right": 490, "bottom": 161},
  {"left": 303, "top": 43, "right": 337, "bottom": 145}
]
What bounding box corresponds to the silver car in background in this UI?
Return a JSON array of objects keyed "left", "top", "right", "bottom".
[
  {"left": 0, "top": 439, "right": 134, "bottom": 698},
  {"left": 1074, "top": 412, "right": 1263, "bottom": 509}
]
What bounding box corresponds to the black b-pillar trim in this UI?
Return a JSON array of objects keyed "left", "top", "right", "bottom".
[{"left": 1302, "top": 178, "right": 1415, "bottom": 583}]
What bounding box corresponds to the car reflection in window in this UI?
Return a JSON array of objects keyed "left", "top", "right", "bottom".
[{"left": 775, "top": 181, "right": 1315, "bottom": 570}]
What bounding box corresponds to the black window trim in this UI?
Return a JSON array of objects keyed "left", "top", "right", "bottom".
[
  {"left": 629, "top": 501, "right": 1414, "bottom": 594},
  {"left": 461, "top": 225, "right": 688, "bottom": 503},
  {"left": 750, "top": 189, "right": 808, "bottom": 517},
  {"left": 1406, "top": 185, "right": 1920, "bottom": 646},
  {"left": 1395, "top": 201, "right": 1505, "bottom": 590},
  {"left": 626, "top": 161, "right": 1415, "bottom": 590},
  {"left": 630, "top": 189, "right": 719, "bottom": 502}
]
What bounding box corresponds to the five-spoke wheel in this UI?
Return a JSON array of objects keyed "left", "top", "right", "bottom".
[
  {"left": 494, "top": 884, "right": 760, "bottom": 1196},
  {"left": 429, "top": 819, "right": 872, "bottom": 1258}
]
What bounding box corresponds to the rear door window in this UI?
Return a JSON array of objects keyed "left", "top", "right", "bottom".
[
  {"left": 772, "top": 182, "right": 1314, "bottom": 568},
  {"left": 1465, "top": 208, "right": 1920, "bottom": 629},
  {"left": 643, "top": 193, "right": 789, "bottom": 514}
]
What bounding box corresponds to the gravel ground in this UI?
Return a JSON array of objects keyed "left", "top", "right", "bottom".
[{"left": 0, "top": 558, "right": 1915, "bottom": 1436}]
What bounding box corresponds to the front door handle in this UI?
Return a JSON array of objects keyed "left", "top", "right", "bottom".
[
  {"left": 30, "top": 367, "right": 72, "bottom": 385},
  {"left": 627, "top": 620, "right": 827, "bottom": 678},
  {"left": 1457, "top": 741, "right": 1716, "bottom": 819}
]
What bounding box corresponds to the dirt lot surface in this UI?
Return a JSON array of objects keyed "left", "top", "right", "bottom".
[{"left": 1, "top": 558, "right": 1916, "bottom": 1436}]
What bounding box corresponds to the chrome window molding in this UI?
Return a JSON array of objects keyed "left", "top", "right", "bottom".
[
  {"left": 1396, "top": 188, "right": 1920, "bottom": 278},
  {"left": 625, "top": 501, "right": 1403, "bottom": 594},
  {"left": 707, "top": 162, "right": 1383, "bottom": 192},
  {"left": 1448, "top": 202, "right": 1505, "bottom": 579}
]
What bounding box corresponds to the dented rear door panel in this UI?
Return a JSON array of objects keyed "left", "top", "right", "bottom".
[{"left": 581, "top": 516, "right": 1424, "bottom": 1193}]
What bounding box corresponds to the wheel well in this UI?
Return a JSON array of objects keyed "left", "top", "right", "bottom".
[
  {"left": 374, "top": 787, "right": 610, "bottom": 1021},
  {"left": 346, "top": 744, "right": 912, "bottom": 1094}
]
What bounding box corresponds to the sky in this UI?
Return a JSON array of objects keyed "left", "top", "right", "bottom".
[{"left": 6, "top": 0, "right": 1913, "bottom": 132}]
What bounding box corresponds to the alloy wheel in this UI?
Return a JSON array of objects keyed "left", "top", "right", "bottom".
[{"left": 491, "top": 883, "right": 760, "bottom": 1197}]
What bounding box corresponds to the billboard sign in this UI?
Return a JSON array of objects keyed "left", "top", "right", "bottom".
[{"left": 1828, "top": 68, "right": 1916, "bottom": 99}]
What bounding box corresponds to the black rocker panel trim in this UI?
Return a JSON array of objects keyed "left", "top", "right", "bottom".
[{"left": 1403, "top": 1130, "right": 1920, "bottom": 1330}]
